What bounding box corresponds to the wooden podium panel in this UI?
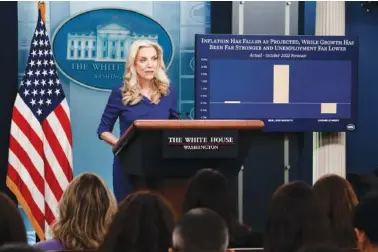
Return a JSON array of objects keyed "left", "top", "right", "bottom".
[
  {"left": 113, "top": 120, "right": 264, "bottom": 215},
  {"left": 130, "top": 176, "right": 188, "bottom": 216}
]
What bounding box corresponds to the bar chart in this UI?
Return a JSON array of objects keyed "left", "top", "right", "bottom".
[
  {"left": 194, "top": 34, "right": 358, "bottom": 131},
  {"left": 207, "top": 59, "right": 351, "bottom": 119}
]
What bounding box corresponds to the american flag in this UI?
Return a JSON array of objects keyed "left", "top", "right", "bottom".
[{"left": 6, "top": 10, "right": 73, "bottom": 240}]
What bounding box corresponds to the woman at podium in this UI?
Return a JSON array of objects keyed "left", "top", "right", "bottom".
[{"left": 97, "top": 39, "right": 178, "bottom": 202}]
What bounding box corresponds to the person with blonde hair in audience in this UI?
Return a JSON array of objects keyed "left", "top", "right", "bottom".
[
  {"left": 314, "top": 174, "right": 359, "bottom": 248},
  {"left": 353, "top": 192, "right": 378, "bottom": 252},
  {"left": 34, "top": 172, "right": 117, "bottom": 251},
  {"left": 98, "top": 191, "right": 175, "bottom": 252},
  {"left": 264, "top": 181, "right": 333, "bottom": 252},
  {"left": 0, "top": 192, "right": 27, "bottom": 246}
]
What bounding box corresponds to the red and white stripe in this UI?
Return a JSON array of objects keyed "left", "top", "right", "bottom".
[{"left": 6, "top": 94, "right": 73, "bottom": 240}]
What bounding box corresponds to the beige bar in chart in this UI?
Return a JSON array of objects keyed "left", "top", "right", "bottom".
[
  {"left": 321, "top": 103, "right": 337, "bottom": 114},
  {"left": 273, "top": 65, "right": 290, "bottom": 103}
]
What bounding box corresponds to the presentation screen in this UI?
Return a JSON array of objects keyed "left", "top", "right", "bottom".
[{"left": 194, "top": 34, "right": 358, "bottom": 132}]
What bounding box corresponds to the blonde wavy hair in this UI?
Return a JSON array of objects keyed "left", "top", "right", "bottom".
[
  {"left": 51, "top": 172, "right": 117, "bottom": 250},
  {"left": 122, "top": 39, "right": 170, "bottom": 105}
]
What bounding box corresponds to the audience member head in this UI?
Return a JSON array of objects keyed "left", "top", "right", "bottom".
[
  {"left": 264, "top": 181, "right": 333, "bottom": 252},
  {"left": 171, "top": 208, "right": 229, "bottom": 252},
  {"left": 51, "top": 172, "right": 117, "bottom": 250},
  {"left": 353, "top": 192, "right": 378, "bottom": 252},
  {"left": 99, "top": 191, "right": 175, "bottom": 252},
  {"left": 0, "top": 243, "right": 43, "bottom": 252},
  {"left": 297, "top": 244, "right": 342, "bottom": 252},
  {"left": 0, "top": 192, "right": 27, "bottom": 246},
  {"left": 182, "top": 169, "right": 243, "bottom": 243},
  {"left": 313, "top": 174, "right": 358, "bottom": 248}
]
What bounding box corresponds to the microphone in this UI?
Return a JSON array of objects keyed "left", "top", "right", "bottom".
[
  {"left": 169, "top": 108, "right": 181, "bottom": 119},
  {"left": 169, "top": 109, "right": 193, "bottom": 119},
  {"left": 185, "top": 112, "right": 192, "bottom": 119}
]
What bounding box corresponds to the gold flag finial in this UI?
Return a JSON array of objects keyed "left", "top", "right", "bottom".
[{"left": 38, "top": 1, "right": 46, "bottom": 24}]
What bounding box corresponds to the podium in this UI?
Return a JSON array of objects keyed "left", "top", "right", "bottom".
[{"left": 113, "top": 119, "right": 264, "bottom": 215}]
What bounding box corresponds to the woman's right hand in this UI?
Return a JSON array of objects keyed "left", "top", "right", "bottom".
[{"left": 100, "top": 132, "right": 119, "bottom": 147}]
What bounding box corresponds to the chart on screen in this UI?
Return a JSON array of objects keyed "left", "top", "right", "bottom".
[{"left": 195, "top": 34, "right": 358, "bottom": 132}]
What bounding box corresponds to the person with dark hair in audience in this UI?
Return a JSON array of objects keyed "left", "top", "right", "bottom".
[
  {"left": 0, "top": 244, "right": 42, "bottom": 252},
  {"left": 0, "top": 192, "right": 27, "bottom": 246},
  {"left": 353, "top": 192, "right": 378, "bottom": 252},
  {"left": 182, "top": 168, "right": 262, "bottom": 248},
  {"left": 98, "top": 191, "right": 175, "bottom": 252},
  {"left": 34, "top": 172, "right": 117, "bottom": 251},
  {"left": 171, "top": 208, "right": 231, "bottom": 252},
  {"left": 313, "top": 174, "right": 358, "bottom": 248},
  {"left": 264, "top": 181, "right": 333, "bottom": 252}
]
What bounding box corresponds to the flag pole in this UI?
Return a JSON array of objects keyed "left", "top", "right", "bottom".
[
  {"left": 7, "top": 0, "right": 72, "bottom": 242},
  {"left": 38, "top": 1, "right": 46, "bottom": 23}
]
